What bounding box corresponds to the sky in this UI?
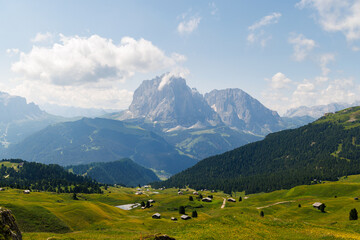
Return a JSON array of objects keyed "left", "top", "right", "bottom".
[{"left": 1, "top": 0, "right": 360, "bottom": 115}]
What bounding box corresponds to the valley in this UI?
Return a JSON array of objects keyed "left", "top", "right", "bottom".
[{"left": 1, "top": 175, "right": 360, "bottom": 239}]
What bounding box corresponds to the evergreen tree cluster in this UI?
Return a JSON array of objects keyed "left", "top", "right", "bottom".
[
  {"left": 152, "top": 115, "right": 360, "bottom": 194},
  {"left": 0, "top": 159, "right": 102, "bottom": 194}
]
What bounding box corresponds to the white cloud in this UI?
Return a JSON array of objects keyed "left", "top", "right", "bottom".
[
  {"left": 177, "top": 16, "right": 201, "bottom": 35},
  {"left": 319, "top": 53, "right": 335, "bottom": 75},
  {"left": 352, "top": 46, "right": 360, "bottom": 51},
  {"left": 158, "top": 67, "right": 190, "bottom": 90},
  {"left": 11, "top": 34, "right": 184, "bottom": 86},
  {"left": 8, "top": 34, "right": 187, "bottom": 109},
  {"left": 7, "top": 79, "right": 133, "bottom": 109},
  {"left": 297, "top": 0, "right": 360, "bottom": 41},
  {"left": 247, "top": 12, "right": 281, "bottom": 46},
  {"left": 288, "top": 33, "right": 316, "bottom": 61},
  {"left": 269, "top": 72, "right": 292, "bottom": 89},
  {"left": 248, "top": 12, "right": 282, "bottom": 31},
  {"left": 31, "top": 32, "right": 53, "bottom": 43}
]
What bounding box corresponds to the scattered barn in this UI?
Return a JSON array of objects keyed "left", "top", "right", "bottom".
[
  {"left": 148, "top": 199, "right": 155, "bottom": 203},
  {"left": 312, "top": 202, "right": 324, "bottom": 209},
  {"left": 0, "top": 188, "right": 4, "bottom": 191},
  {"left": 181, "top": 215, "right": 191, "bottom": 220},
  {"left": 152, "top": 213, "right": 161, "bottom": 219},
  {"left": 193, "top": 191, "right": 199, "bottom": 195},
  {"left": 135, "top": 192, "right": 143, "bottom": 195},
  {"left": 227, "top": 198, "right": 236, "bottom": 202},
  {"left": 171, "top": 217, "right": 177, "bottom": 221},
  {"left": 23, "top": 190, "right": 30, "bottom": 194},
  {"left": 178, "top": 191, "right": 183, "bottom": 195}
]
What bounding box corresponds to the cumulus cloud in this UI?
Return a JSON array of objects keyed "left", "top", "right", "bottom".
[
  {"left": 247, "top": 12, "right": 281, "bottom": 46},
  {"left": 11, "top": 34, "right": 184, "bottom": 86},
  {"left": 177, "top": 16, "right": 201, "bottom": 35},
  {"left": 8, "top": 34, "right": 187, "bottom": 109},
  {"left": 6, "top": 48, "right": 19, "bottom": 55},
  {"left": 297, "top": 0, "right": 360, "bottom": 41},
  {"left": 288, "top": 33, "right": 316, "bottom": 61},
  {"left": 31, "top": 32, "right": 53, "bottom": 43},
  {"left": 158, "top": 67, "right": 190, "bottom": 90},
  {"left": 268, "top": 72, "right": 292, "bottom": 89}
]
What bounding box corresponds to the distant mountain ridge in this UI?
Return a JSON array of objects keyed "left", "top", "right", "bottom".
[
  {"left": 6, "top": 117, "right": 196, "bottom": 174},
  {"left": 0, "top": 92, "right": 64, "bottom": 148},
  {"left": 283, "top": 102, "right": 357, "bottom": 119}
]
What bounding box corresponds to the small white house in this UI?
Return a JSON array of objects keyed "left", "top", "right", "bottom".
[
  {"left": 227, "top": 198, "right": 236, "bottom": 202},
  {"left": 152, "top": 213, "right": 161, "bottom": 219},
  {"left": 181, "top": 215, "right": 191, "bottom": 220},
  {"left": 23, "top": 190, "right": 30, "bottom": 194}
]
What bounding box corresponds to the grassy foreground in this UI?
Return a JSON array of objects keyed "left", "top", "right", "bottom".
[{"left": 2, "top": 176, "right": 360, "bottom": 239}]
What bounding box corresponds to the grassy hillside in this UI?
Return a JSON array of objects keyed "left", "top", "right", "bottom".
[
  {"left": 1, "top": 175, "right": 360, "bottom": 239},
  {"left": 154, "top": 106, "right": 360, "bottom": 194},
  {"left": 67, "top": 159, "right": 159, "bottom": 187}
]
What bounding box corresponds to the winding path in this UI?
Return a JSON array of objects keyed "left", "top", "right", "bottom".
[
  {"left": 221, "top": 198, "right": 226, "bottom": 209},
  {"left": 256, "top": 201, "right": 294, "bottom": 209}
]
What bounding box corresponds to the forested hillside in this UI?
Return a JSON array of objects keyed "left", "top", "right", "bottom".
[
  {"left": 67, "top": 159, "right": 159, "bottom": 187},
  {"left": 0, "top": 159, "right": 102, "bottom": 193},
  {"left": 154, "top": 107, "right": 360, "bottom": 194}
]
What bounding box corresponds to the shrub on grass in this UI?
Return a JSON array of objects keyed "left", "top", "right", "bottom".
[{"left": 350, "top": 208, "right": 358, "bottom": 220}]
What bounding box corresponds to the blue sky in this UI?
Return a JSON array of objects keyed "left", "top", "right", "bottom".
[{"left": 1, "top": 0, "right": 360, "bottom": 114}]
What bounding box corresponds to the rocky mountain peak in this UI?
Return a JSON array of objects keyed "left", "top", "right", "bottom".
[
  {"left": 205, "top": 88, "right": 283, "bottom": 135},
  {"left": 122, "top": 75, "right": 222, "bottom": 128}
]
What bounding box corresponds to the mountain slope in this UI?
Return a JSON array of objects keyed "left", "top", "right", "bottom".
[
  {"left": 0, "top": 92, "right": 64, "bottom": 148},
  {"left": 154, "top": 106, "right": 360, "bottom": 194},
  {"left": 205, "top": 88, "right": 284, "bottom": 135},
  {"left": 6, "top": 118, "right": 196, "bottom": 174},
  {"left": 67, "top": 158, "right": 159, "bottom": 187}
]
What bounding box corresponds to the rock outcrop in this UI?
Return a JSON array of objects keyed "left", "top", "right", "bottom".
[{"left": 0, "top": 207, "right": 22, "bottom": 240}]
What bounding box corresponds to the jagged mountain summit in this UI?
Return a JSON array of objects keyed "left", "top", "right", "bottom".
[
  {"left": 113, "top": 75, "right": 222, "bottom": 129},
  {"left": 205, "top": 88, "right": 284, "bottom": 135}
]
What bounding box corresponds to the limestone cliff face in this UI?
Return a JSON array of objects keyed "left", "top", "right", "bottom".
[{"left": 0, "top": 207, "right": 22, "bottom": 240}]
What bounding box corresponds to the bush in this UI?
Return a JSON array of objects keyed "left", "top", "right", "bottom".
[
  {"left": 239, "top": 196, "right": 242, "bottom": 202},
  {"left": 179, "top": 206, "right": 185, "bottom": 214},
  {"left": 350, "top": 208, "right": 358, "bottom": 220},
  {"left": 189, "top": 196, "right": 193, "bottom": 201},
  {"left": 192, "top": 210, "right": 198, "bottom": 218},
  {"left": 260, "top": 211, "right": 264, "bottom": 217}
]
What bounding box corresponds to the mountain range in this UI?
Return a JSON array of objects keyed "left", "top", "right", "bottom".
[{"left": 1, "top": 74, "right": 356, "bottom": 177}]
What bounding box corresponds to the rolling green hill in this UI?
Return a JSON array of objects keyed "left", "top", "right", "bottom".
[
  {"left": 154, "top": 106, "right": 360, "bottom": 194},
  {"left": 5, "top": 118, "right": 196, "bottom": 174},
  {"left": 67, "top": 159, "right": 159, "bottom": 187}
]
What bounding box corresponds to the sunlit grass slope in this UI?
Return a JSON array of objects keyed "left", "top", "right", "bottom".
[{"left": 2, "top": 176, "right": 360, "bottom": 239}]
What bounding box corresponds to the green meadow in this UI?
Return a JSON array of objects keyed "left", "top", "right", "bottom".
[{"left": 2, "top": 176, "right": 360, "bottom": 239}]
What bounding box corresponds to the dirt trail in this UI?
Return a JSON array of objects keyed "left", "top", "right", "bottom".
[
  {"left": 221, "top": 198, "right": 226, "bottom": 209},
  {"left": 256, "top": 201, "right": 294, "bottom": 209}
]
